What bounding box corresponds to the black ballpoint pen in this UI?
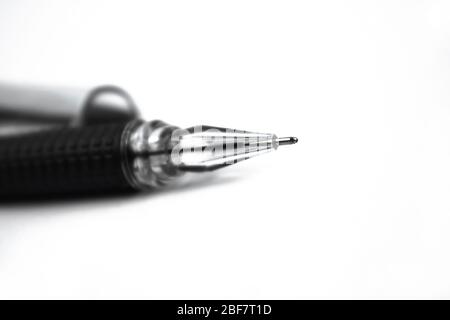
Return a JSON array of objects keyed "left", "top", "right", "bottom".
[{"left": 0, "top": 84, "right": 297, "bottom": 196}]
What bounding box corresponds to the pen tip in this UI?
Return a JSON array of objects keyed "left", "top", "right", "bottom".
[{"left": 277, "top": 136, "right": 298, "bottom": 146}]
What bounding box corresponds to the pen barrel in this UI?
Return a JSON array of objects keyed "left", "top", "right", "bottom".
[{"left": 0, "top": 122, "right": 134, "bottom": 197}]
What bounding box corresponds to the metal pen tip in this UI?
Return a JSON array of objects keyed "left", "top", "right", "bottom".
[{"left": 277, "top": 136, "right": 298, "bottom": 146}]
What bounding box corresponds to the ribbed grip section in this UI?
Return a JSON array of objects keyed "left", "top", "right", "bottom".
[{"left": 0, "top": 123, "right": 133, "bottom": 197}]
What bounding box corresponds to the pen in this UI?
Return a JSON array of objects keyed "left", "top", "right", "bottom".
[{"left": 0, "top": 85, "right": 297, "bottom": 196}]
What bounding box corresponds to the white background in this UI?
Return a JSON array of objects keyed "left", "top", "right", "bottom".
[{"left": 0, "top": 0, "right": 450, "bottom": 299}]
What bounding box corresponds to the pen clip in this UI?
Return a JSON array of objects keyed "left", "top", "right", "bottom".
[{"left": 0, "top": 83, "right": 141, "bottom": 137}]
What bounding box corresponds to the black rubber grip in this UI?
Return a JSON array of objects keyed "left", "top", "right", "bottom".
[{"left": 0, "top": 122, "right": 133, "bottom": 197}]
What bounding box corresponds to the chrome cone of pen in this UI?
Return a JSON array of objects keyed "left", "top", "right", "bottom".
[{"left": 170, "top": 125, "right": 297, "bottom": 172}]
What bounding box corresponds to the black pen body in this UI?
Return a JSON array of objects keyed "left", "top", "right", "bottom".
[{"left": 0, "top": 120, "right": 181, "bottom": 197}]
